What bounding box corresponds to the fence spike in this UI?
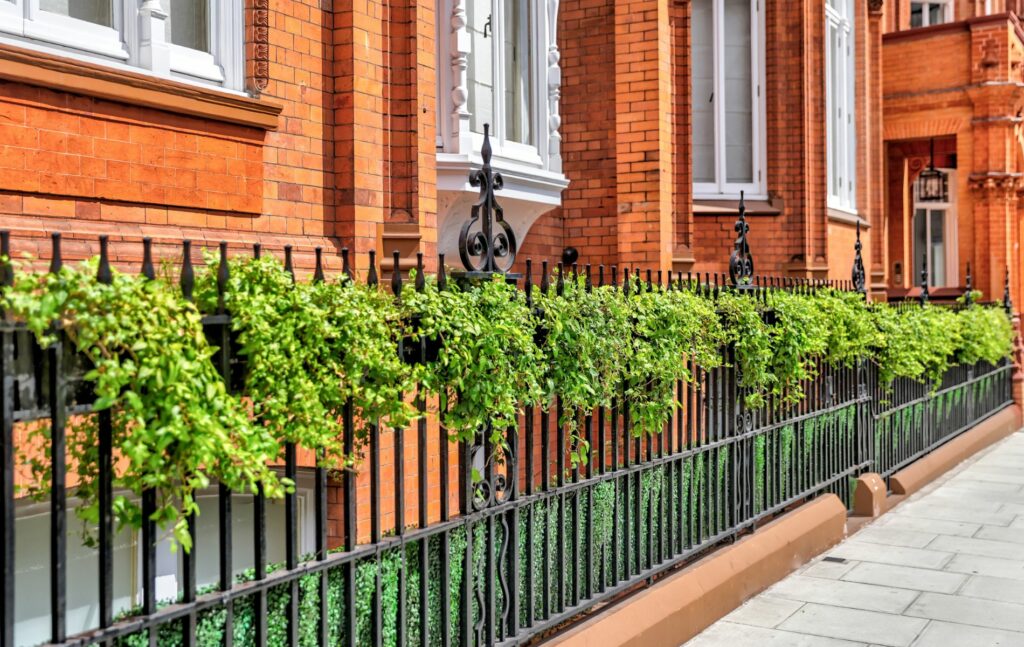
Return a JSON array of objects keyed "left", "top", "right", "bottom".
[
  {"left": 438, "top": 253, "right": 447, "bottom": 291},
  {"left": 96, "top": 236, "right": 112, "bottom": 285},
  {"left": 367, "top": 250, "right": 378, "bottom": 286},
  {"left": 391, "top": 251, "right": 403, "bottom": 298},
  {"left": 180, "top": 240, "right": 194, "bottom": 301},
  {"left": 1, "top": 230, "right": 11, "bottom": 288},
  {"left": 314, "top": 247, "right": 325, "bottom": 283},
  {"left": 253, "top": 243, "right": 261, "bottom": 259},
  {"left": 598, "top": 264, "right": 605, "bottom": 288},
  {"left": 585, "top": 264, "right": 593, "bottom": 292},
  {"left": 415, "top": 253, "right": 425, "bottom": 292},
  {"left": 611, "top": 265, "right": 618, "bottom": 289},
  {"left": 341, "top": 247, "right": 351, "bottom": 281},
  {"left": 557, "top": 262, "right": 565, "bottom": 296},
  {"left": 541, "top": 260, "right": 549, "bottom": 294},
  {"left": 49, "top": 232, "right": 62, "bottom": 274},
  {"left": 217, "top": 242, "right": 229, "bottom": 313},
  {"left": 525, "top": 259, "right": 533, "bottom": 305},
  {"left": 141, "top": 237, "right": 155, "bottom": 280},
  {"left": 284, "top": 245, "right": 295, "bottom": 283},
  {"left": 646, "top": 269, "right": 653, "bottom": 291}
]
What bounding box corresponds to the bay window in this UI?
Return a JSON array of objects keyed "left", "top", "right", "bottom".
[
  {"left": 826, "top": 0, "right": 856, "bottom": 212},
  {"left": 435, "top": 0, "right": 566, "bottom": 264},
  {"left": 692, "top": 0, "right": 766, "bottom": 199},
  {"left": 0, "top": 0, "right": 244, "bottom": 91}
]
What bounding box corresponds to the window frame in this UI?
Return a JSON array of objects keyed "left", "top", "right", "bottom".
[
  {"left": 436, "top": 0, "right": 561, "bottom": 178},
  {"left": 826, "top": 0, "right": 857, "bottom": 213},
  {"left": 465, "top": 0, "right": 543, "bottom": 166},
  {"left": 692, "top": 0, "right": 767, "bottom": 201},
  {"left": 0, "top": 0, "right": 244, "bottom": 92},
  {"left": 910, "top": 0, "right": 954, "bottom": 28}
]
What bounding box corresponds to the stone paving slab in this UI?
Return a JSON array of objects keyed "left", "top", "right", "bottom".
[{"left": 684, "top": 431, "right": 1024, "bottom": 647}]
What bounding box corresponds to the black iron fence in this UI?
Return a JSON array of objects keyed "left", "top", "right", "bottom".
[{"left": 0, "top": 231, "right": 1015, "bottom": 647}]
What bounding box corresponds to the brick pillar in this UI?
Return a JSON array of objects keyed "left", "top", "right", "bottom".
[
  {"left": 413, "top": 0, "right": 439, "bottom": 268},
  {"left": 334, "top": 1, "right": 387, "bottom": 270},
  {"left": 613, "top": 0, "right": 674, "bottom": 271},
  {"left": 867, "top": 0, "right": 886, "bottom": 295}
]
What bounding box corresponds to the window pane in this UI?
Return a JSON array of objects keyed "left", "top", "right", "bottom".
[
  {"left": 166, "top": 0, "right": 211, "bottom": 52},
  {"left": 829, "top": 23, "right": 840, "bottom": 198},
  {"left": 928, "top": 3, "right": 945, "bottom": 25},
  {"left": 724, "top": 0, "right": 753, "bottom": 184},
  {"left": 468, "top": 0, "right": 494, "bottom": 135},
  {"left": 692, "top": 0, "right": 715, "bottom": 184},
  {"left": 910, "top": 3, "right": 924, "bottom": 27},
  {"left": 930, "top": 209, "right": 946, "bottom": 285},
  {"left": 39, "top": 0, "right": 112, "bottom": 26},
  {"left": 503, "top": 0, "right": 532, "bottom": 145}
]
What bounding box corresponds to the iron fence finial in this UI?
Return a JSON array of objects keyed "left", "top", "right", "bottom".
[
  {"left": 1004, "top": 266, "right": 1013, "bottom": 314},
  {"left": 458, "top": 123, "right": 517, "bottom": 276},
  {"left": 964, "top": 261, "right": 973, "bottom": 306},
  {"left": 920, "top": 253, "right": 929, "bottom": 306},
  {"left": 852, "top": 220, "right": 866, "bottom": 294},
  {"left": 729, "top": 191, "right": 754, "bottom": 288}
]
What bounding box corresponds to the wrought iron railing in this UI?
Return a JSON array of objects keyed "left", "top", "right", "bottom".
[{"left": 0, "top": 229, "right": 1014, "bottom": 647}]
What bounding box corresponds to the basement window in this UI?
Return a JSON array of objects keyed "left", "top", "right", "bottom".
[
  {"left": 691, "top": 0, "right": 767, "bottom": 200},
  {"left": 0, "top": 0, "right": 244, "bottom": 91}
]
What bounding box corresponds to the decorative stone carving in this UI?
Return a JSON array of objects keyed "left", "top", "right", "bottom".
[
  {"left": 868, "top": 0, "right": 884, "bottom": 13},
  {"left": 248, "top": 0, "right": 270, "bottom": 95},
  {"left": 450, "top": 0, "right": 471, "bottom": 142},
  {"left": 547, "top": 0, "right": 562, "bottom": 172}
]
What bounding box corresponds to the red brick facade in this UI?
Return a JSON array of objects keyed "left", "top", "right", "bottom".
[{"left": 0, "top": 1, "right": 886, "bottom": 544}]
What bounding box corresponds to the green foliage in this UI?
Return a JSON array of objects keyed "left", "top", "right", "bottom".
[
  {"left": 2, "top": 259, "right": 282, "bottom": 552},
  {"left": 194, "top": 254, "right": 412, "bottom": 465},
  {"left": 400, "top": 274, "right": 545, "bottom": 444},
  {"left": 3, "top": 252, "right": 1016, "bottom": 555}
]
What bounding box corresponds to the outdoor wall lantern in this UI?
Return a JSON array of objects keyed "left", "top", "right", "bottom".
[{"left": 916, "top": 138, "right": 948, "bottom": 202}]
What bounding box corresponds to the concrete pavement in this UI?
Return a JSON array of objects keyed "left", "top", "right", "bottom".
[{"left": 684, "top": 430, "right": 1024, "bottom": 647}]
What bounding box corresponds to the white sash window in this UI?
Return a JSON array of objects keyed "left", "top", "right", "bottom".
[
  {"left": 910, "top": 0, "right": 953, "bottom": 28},
  {"left": 692, "top": 0, "right": 766, "bottom": 199},
  {"left": 826, "top": 0, "right": 856, "bottom": 212},
  {"left": 0, "top": 0, "right": 243, "bottom": 92}
]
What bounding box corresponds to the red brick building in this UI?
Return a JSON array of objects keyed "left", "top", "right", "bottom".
[
  {"left": 0, "top": 1, "right": 885, "bottom": 642},
  {"left": 881, "top": 1, "right": 1024, "bottom": 305},
  {"left": 0, "top": 0, "right": 884, "bottom": 282}
]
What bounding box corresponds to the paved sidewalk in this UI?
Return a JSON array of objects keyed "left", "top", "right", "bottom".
[{"left": 684, "top": 430, "right": 1024, "bottom": 647}]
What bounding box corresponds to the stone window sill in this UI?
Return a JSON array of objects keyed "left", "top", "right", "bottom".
[
  {"left": 0, "top": 42, "right": 281, "bottom": 130},
  {"left": 693, "top": 197, "right": 783, "bottom": 216}
]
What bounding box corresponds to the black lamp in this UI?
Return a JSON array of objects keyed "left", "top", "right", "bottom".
[{"left": 917, "top": 138, "right": 947, "bottom": 202}]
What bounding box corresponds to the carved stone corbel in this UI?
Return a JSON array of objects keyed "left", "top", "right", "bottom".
[{"left": 247, "top": 0, "right": 270, "bottom": 95}]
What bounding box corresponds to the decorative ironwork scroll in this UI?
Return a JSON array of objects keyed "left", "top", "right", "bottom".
[
  {"left": 458, "top": 124, "right": 518, "bottom": 276},
  {"left": 1005, "top": 267, "right": 1013, "bottom": 314},
  {"left": 728, "top": 191, "right": 754, "bottom": 287}
]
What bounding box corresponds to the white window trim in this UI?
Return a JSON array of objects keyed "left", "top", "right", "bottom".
[
  {"left": 0, "top": 0, "right": 244, "bottom": 92},
  {"left": 435, "top": 0, "right": 565, "bottom": 191},
  {"left": 826, "top": 0, "right": 857, "bottom": 213},
  {"left": 910, "top": 0, "right": 954, "bottom": 27},
  {"left": 693, "top": 0, "right": 767, "bottom": 201},
  {"left": 912, "top": 167, "right": 958, "bottom": 287}
]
